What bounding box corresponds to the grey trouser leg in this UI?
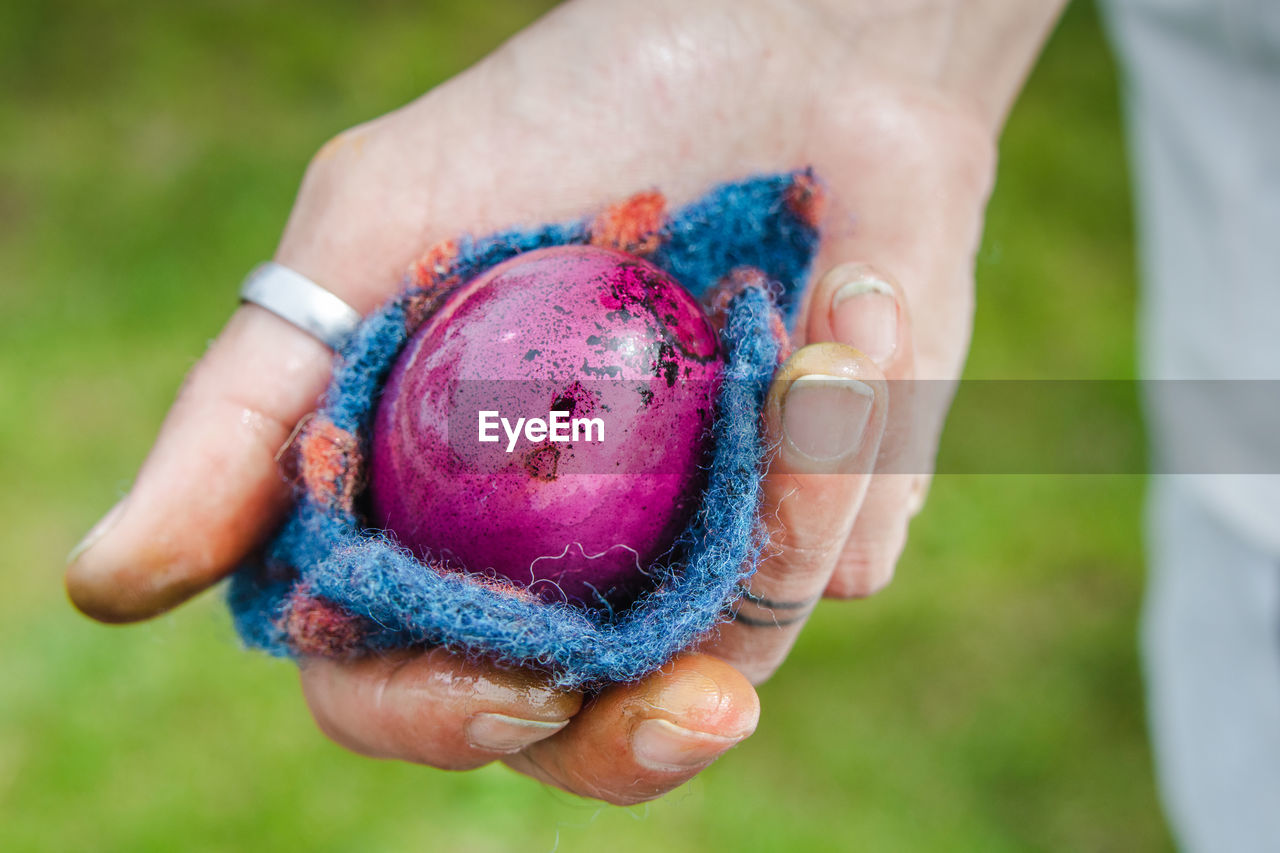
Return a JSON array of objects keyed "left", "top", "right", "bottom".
[{"left": 1144, "top": 478, "right": 1280, "bottom": 852}]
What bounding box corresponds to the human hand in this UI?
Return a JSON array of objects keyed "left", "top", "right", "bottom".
[{"left": 66, "top": 0, "right": 1061, "bottom": 803}]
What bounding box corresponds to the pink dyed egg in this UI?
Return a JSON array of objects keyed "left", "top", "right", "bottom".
[{"left": 367, "top": 246, "right": 723, "bottom": 606}]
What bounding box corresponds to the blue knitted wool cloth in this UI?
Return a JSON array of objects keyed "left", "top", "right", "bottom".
[{"left": 228, "top": 171, "right": 823, "bottom": 689}]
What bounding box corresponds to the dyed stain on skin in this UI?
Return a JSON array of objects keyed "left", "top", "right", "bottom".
[{"left": 368, "top": 246, "right": 724, "bottom": 607}]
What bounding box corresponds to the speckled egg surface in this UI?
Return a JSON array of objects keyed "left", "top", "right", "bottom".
[{"left": 367, "top": 246, "right": 724, "bottom": 606}]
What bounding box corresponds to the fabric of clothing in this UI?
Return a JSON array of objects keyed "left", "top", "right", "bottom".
[
  {"left": 1104, "top": 0, "right": 1280, "bottom": 550},
  {"left": 1143, "top": 477, "right": 1280, "bottom": 853},
  {"left": 1103, "top": 1, "right": 1280, "bottom": 849}
]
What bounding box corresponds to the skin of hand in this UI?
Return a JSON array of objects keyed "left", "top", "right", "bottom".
[{"left": 65, "top": 0, "right": 1064, "bottom": 804}]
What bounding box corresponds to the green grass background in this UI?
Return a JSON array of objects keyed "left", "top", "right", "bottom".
[{"left": 0, "top": 1, "right": 1171, "bottom": 850}]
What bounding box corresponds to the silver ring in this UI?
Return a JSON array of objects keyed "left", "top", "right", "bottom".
[{"left": 239, "top": 262, "right": 361, "bottom": 350}]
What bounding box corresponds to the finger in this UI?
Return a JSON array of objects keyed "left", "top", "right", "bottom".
[
  {"left": 300, "top": 648, "right": 582, "bottom": 770},
  {"left": 805, "top": 264, "right": 929, "bottom": 598},
  {"left": 805, "top": 262, "right": 914, "bottom": 382},
  {"left": 65, "top": 306, "right": 334, "bottom": 622},
  {"left": 801, "top": 97, "right": 993, "bottom": 597},
  {"left": 700, "top": 343, "right": 888, "bottom": 683},
  {"left": 502, "top": 653, "right": 758, "bottom": 805}
]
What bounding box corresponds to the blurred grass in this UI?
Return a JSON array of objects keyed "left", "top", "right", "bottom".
[{"left": 0, "top": 1, "right": 1171, "bottom": 851}]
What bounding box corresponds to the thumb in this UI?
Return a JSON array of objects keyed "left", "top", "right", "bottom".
[{"left": 65, "top": 304, "right": 333, "bottom": 622}]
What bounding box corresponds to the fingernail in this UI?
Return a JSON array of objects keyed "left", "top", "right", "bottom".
[
  {"left": 631, "top": 666, "right": 753, "bottom": 772},
  {"left": 465, "top": 712, "right": 568, "bottom": 754},
  {"left": 67, "top": 499, "right": 127, "bottom": 566},
  {"left": 782, "top": 374, "right": 875, "bottom": 461},
  {"left": 831, "top": 276, "right": 898, "bottom": 365},
  {"left": 632, "top": 719, "right": 743, "bottom": 772}
]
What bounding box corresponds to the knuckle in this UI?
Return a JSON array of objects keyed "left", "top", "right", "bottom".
[
  {"left": 896, "top": 95, "right": 995, "bottom": 197},
  {"left": 847, "top": 85, "right": 997, "bottom": 203},
  {"left": 827, "top": 538, "right": 902, "bottom": 599},
  {"left": 296, "top": 123, "right": 381, "bottom": 209},
  {"left": 768, "top": 499, "right": 855, "bottom": 567},
  {"left": 757, "top": 534, "right": 840, "bottom": 585},
  {"left": 748, "top": 566, "right": 827, "bottom": 609},
  {"left": 825, "top": 567, "right": 893, "bottom": 600},
  {"left": 305, "top": 124, "right": 373, "bottom": 178}
]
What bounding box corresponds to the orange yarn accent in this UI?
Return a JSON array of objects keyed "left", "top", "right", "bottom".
[
  {"left": 407, "top": 239, "right": 462, "bottom": 330},
  {"left": 590, "top": 191, "right": 666, "bottom": 255},
  {"left": 410, "top": 239, "right": 460, "bottom": 288},
  {"left": 704, "top": 267, "right": 794, "bottom": 361},
  {"left": 707, "top": 267, "right": 771, "bottom": 319},
  {"left": 299, "top": 418, "right": 360, "bottom": 511},
  {"left": 784, "top": 172, "right": 826, "bottom": 228},
  {"left": 768, "top": 312, "right": 793, "bottom": 363}
]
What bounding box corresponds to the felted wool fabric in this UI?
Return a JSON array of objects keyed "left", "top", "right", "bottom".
[{"left": 228, "top": 170, "right": 823, "bottom": 689}]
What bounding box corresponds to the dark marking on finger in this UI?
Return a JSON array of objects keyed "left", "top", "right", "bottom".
[
  {"left": 740, "top": 590, "right": 822, "bottom": 610},
  {"left": 730, "top": 610, "right": 810, "bottom": 629}
]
